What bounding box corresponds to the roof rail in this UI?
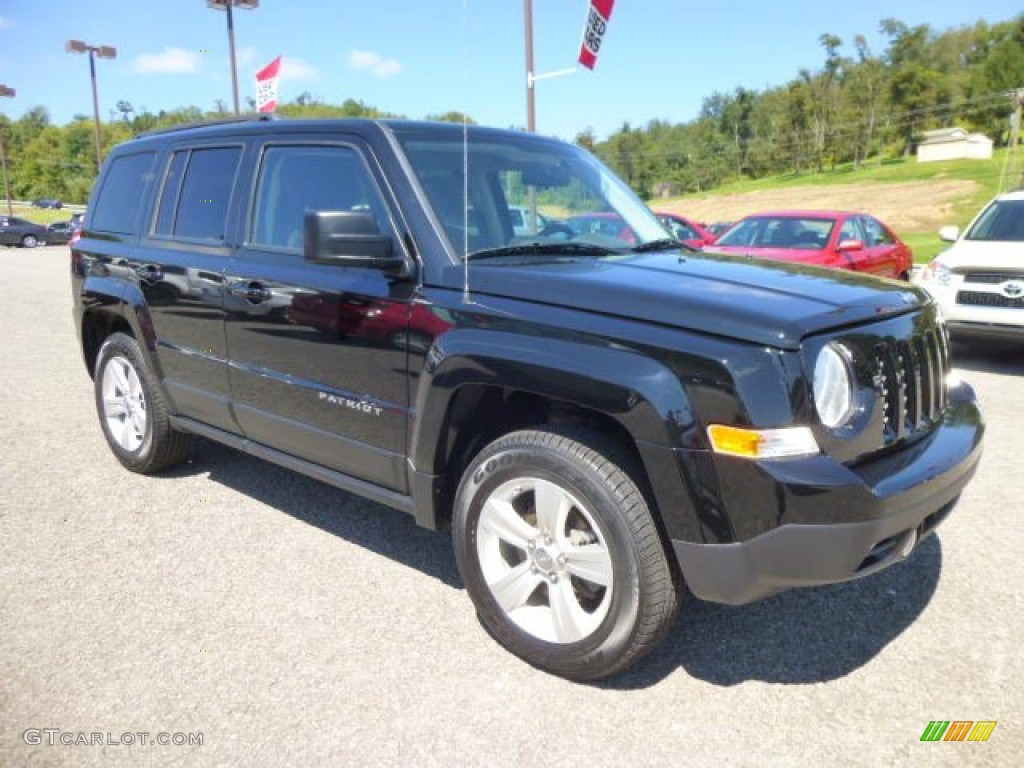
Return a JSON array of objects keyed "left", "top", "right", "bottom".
[{"left": 137, "top": 113, "right": 278, "bottom": 138}]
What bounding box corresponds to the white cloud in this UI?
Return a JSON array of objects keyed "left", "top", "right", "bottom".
[
  {"left": 0, "top": 16, "right": 13, "bottom": 29},
  {"left": 280, "top": 57, "right": 319, "bottom": 80},
  {"left": 236, "top": 46, "right": 258, "bottom": 67},
  {"left": 132, "top": 47, "right": 201, "bottom": 75},
  {"left": 348, "top": 49, "right": 401, "bottom": 78}
]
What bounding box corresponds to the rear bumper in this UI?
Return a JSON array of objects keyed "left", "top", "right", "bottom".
[{"left": 673, "top": 380, "right": 983, "bottom": 605}]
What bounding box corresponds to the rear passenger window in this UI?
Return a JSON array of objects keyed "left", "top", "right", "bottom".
[
  {"left": 172, "top": 147, "right": 242, "bottom": 240},
  {"left": 153, "top": 151, "right": 187, "bottom": 236},
  {"left": 250, "top": 144, "right": 388, "bottom": 251},
  {"left": 91, "top": 152, "right": 157, "bottom": 234}
]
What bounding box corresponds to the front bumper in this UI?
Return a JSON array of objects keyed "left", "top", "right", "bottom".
[
  {"left": 916, "top": 280, "right": 1024, "bottom": 340},
  {"left": 946, "top": 319, "right": 1024, "bottom": 341},
  {"left": 673, "top": 380, "right": 983, "bottom": 605}
]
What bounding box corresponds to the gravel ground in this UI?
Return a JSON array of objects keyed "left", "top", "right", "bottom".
[{"left": 2, "top": 246, "right": 1021, "bottom": 767}]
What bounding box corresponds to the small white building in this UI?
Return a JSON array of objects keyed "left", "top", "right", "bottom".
[{"left": 917, "top": 127, "right": 993, "bottom": 163}]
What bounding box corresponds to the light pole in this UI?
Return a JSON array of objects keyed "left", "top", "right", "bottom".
[
  {"left": 207, "top": 0, "right": 259, "bottom": 115},
  {"left": 66, "top": 40, "right": 117, "bottom": 173},
  {"left": 0, "top": 84, "right": 14, "bottom": 215},
  {"left": 524, "top": 0, "right": 536, "bottom": 132},
  {"left": 523, "top": 1, "right": 577, "bottom": 134}
]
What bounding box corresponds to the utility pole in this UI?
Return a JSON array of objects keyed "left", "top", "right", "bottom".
[
  {"left": 1001, "top": 88, "right": 1023, "bottom": 193},
  {"left": 1012, "top": 89, "right": 1023, "bottom": 191},
  {"left": 524, "top": 0, "right": 536, "bottom": 132},
  {"left": 0, "top": 84, "right": 14, "bottom": 216},
  {"left": 207, "top": 1, "right": 260, "bottom": 116},
  {"left": 522, "top": 1, "right": 576, "bottom": 231},
  {"left": 522, "top": 0, "right": 577, "bottom": 134},
  {"left": 66, "top": 40, "right": 117, "bottom": 172}
]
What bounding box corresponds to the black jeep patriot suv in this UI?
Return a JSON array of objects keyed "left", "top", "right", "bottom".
[{"left": 72, "top": 117, "right": 984, "bottom": 680}]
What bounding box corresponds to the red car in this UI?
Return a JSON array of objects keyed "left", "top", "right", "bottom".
[
  {"left": 655, "top": 212, "right": 716, "bottom": 248},
  {"left": 705, "top": 210, "right": 913, "bottom": 280}
]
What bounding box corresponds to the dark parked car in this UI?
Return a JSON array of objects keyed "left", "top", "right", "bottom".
[
  {"left": 46, "top": 220, "right": 75, "bottom": 245},
  {"left": 32, "top": 198, "right": 64, "bottom": 209},
  {"left": 71, "top": 117, "right": 983, "bottom": 681},
  {"left": 0, "top": 215, "right": 49, "bottom": 247}
]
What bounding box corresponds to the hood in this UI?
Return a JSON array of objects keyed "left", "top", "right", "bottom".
[
  {"left": 703, "top": 244, "right": 827, "bottom": 264},
  {"left": 938, "top": 239, "right": 1024, "bottom": 271},
  {"left": 454, "top": 250, "right": 927, "bottom": 349}
]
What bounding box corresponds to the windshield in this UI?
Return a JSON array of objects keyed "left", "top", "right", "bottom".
[
  {"left": 396, "top": 128, "right": 668, "bottom": 260},
  {"left": 965, "top": 199, "right": 1024, "bottom": 242},
  {"left": 715, "top": 216, "right": 835, "bottom": 249}
]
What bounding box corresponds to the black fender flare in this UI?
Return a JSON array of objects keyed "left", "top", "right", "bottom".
[
  {"left": 79, "top": 274, "right": 165, "bottom": 382},
  {"left": 407, "top": 328, "right": 703, "bottom": 540}
]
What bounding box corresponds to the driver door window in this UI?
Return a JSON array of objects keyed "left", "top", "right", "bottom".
[
  {"left": 250, "top": 145, "right": 387, "bottom": 251},
  {"left": 839, "top": 217, "right": 865, "bottom": 244}
]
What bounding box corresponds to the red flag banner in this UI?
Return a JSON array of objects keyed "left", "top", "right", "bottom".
[
  {"left": 578, "top": 0, "right": 615, "bottom": 70},
  {"left": 256, "top": 56, "right": 282, "bottom": 113}
]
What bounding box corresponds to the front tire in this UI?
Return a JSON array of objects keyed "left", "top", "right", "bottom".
[
  {"left": 21, "top": 234, "right": 39, "bottom": 248},
  {"left": 94, "top": 333, "right": 190, "bottom": 473},
  {"left": 453, "top": 428, "right": 680, "bottom": 681}
]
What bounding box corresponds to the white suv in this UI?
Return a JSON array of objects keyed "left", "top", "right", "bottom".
[
  {"left": 914, "top": 189, "right": 1024, "bottom": 341},
  {"left": 507, "top": 205, "right": 550, "bottom": 237}
]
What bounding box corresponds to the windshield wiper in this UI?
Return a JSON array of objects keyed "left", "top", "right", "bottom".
[
  {"left": 631, "top": 238, "right": 694, "bottom": 253},
  {"left": 465, "top": 242, "right": 620, "bottom": 261}
]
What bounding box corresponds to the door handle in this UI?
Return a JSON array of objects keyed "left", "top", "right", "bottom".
[{"left": 230, "top": 281, "right": 272, "bottom": 303}]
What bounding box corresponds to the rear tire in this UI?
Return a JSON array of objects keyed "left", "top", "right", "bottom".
[
  {"left": 453, "top": 427, "right": 680, "bottom": 681},
  {"left": 94, "top": 332, "right": 190, "bottom": 473}
]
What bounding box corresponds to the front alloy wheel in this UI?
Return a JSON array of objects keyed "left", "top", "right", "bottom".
[
  {"left": 454, "top": 428, "right": 681, "bottom": 681},
  {"left": 476, "top": 477, "right": 614, "bottom": 644}
]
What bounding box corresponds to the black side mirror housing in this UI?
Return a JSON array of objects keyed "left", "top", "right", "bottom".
[{"left": 304, "top": 211, "right": 406, "bottom": 273}]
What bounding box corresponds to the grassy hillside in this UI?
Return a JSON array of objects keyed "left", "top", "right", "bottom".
[{"left": 655, "top": 148, "right": 1017, "bottom": 263}]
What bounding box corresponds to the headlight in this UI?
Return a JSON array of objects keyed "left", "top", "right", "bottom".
[
  {"left": 814, "top": 342, "right": 855, "bottom": 429},
  {"left": 920, "top": 260, "right": 952, "bottom": 286}
]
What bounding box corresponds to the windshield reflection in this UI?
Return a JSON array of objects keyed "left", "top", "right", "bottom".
[{"left": 396, "top": 128, "right": 668, "bottom": 260}]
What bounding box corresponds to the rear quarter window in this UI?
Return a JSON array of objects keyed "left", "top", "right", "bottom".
[
  {"left": 172, "top": 146, "right": 243, "bottom": 241},
  {"left": 91, "top": 152, "right": 158, "bottom": 234}
]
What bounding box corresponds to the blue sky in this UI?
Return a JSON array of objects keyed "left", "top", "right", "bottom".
[{"left": 0, "top": 1, "right": 1020, "bottom": 141}]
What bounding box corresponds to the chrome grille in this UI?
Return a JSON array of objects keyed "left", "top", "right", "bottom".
[
  {"left": 956, "top": 290, "right": 1024, "bottom": 309},
  {"left": 874, "top": 327, "right": 947, "bottom": 441},
  {"left": 962, "top": 271, "right": 1024, "bottom": 284}
]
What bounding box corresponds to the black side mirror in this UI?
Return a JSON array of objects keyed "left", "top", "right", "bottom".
[{"left": 304, "top": 211, "right": 406, "bottom": 273}]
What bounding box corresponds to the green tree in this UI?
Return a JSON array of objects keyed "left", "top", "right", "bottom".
[{"left": 424, "top": 111, "right": 476, "bottom": 124}]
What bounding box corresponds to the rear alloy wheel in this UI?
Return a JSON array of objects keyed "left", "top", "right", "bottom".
[
  {"left": 454, "top": 428, "right": 680, "bottom": 681},
  {"left": 21, "top": 234, "right": 39, "bottom": 248},
  {"left": 95, "top": 333, "right": 190, "bottom": 473}
]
